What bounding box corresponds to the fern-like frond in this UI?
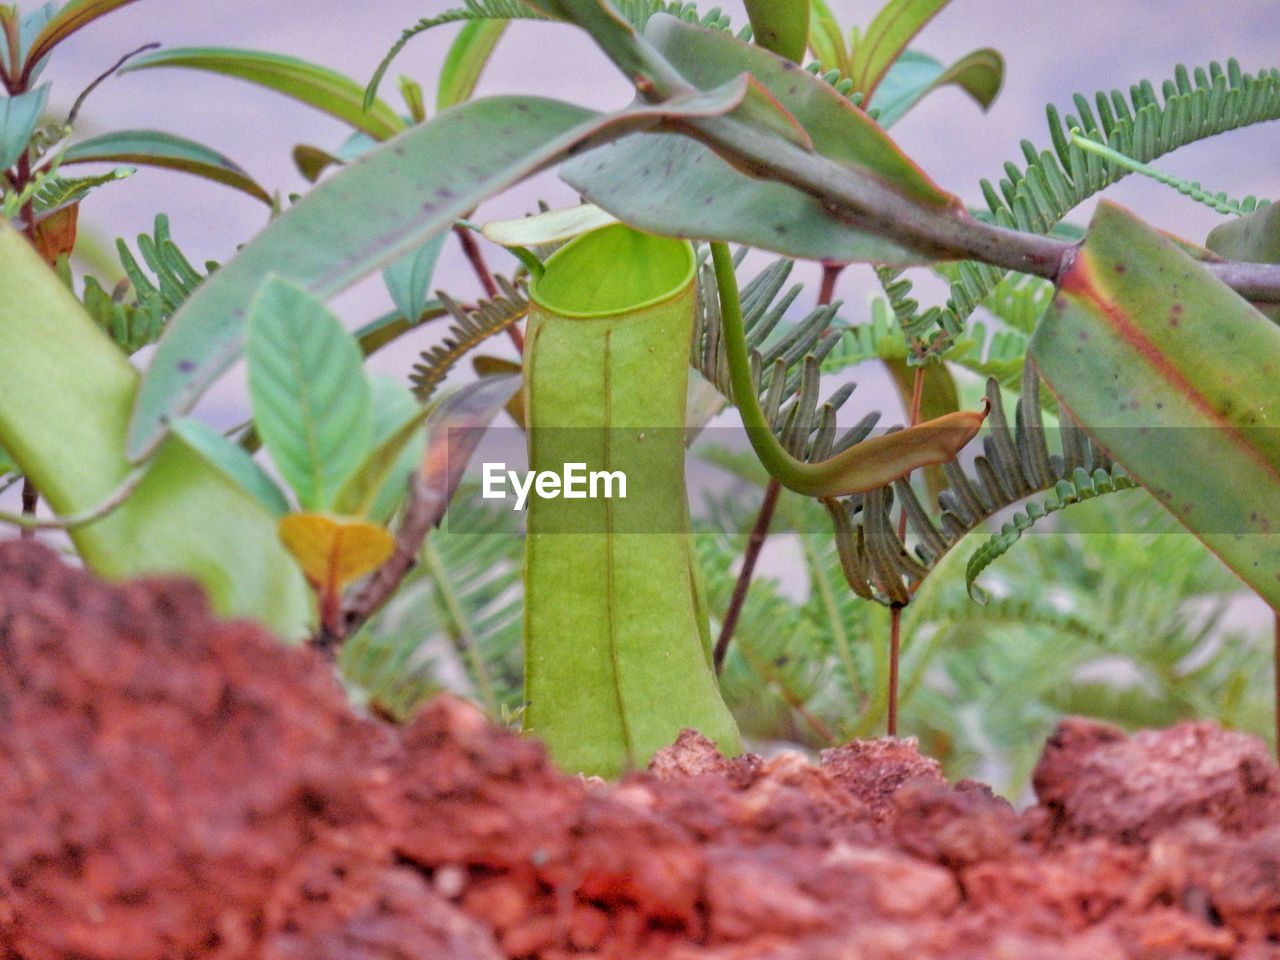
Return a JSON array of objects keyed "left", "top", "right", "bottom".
[
  {"left": 693, "top": 253, "right": 866, "bottom": 464},
  {"left": 75, "top": 215, "right": 213, "bottom": 354},
  {"left": 32, "top": 166, "right": 133, "bottom": 213},
  {"left": 1069, "top": 128, "right": 1270, "bottom": 217},
  {"left": 823, "top": 365, "right": 1132, "bottom": 605},
  {"left": 409, "top": 276, "right": 528, "bottom": 402},
  {"left": 965, "top": 466, "right": 1139, "bottom": 599},
  {"left": 883, "top": 58, "right": 1280, "bottom": 348}
]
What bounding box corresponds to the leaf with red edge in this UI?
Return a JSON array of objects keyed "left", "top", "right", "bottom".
[{"left": 1030, "top": 201, "right": 1280, "bottom": 609}]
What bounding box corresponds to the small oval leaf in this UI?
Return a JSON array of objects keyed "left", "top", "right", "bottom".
[{"left": 278, "top": 512, "right": 395, "bottom": 590}]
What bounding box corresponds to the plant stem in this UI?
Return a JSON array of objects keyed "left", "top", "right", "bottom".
[
  {"left": 887, "top": 605, "right": 901, "bottom": 737},
  {"left": 713, "top": 476, "right": 780, "bottom": 672},
  {"left": 885, "top": 367, "right": 924, "bottom": 738},
  {"left": 818, "top": 262, "right": 844, "bottom": 307},
  {"left": 1274, "top": 610, "right": 1279, "bottom": 760},
  {"left": 710, "top": 243, "right": 983, "bottom": 498},
  {"left": 454, "top": 224, "right": 525, "bottom": 353},
  {"left": 19, "top": 478, "right": 36, "bottom": 540},
  {"left": 714, "top": 260, "right": 844, "bottom": 673}
]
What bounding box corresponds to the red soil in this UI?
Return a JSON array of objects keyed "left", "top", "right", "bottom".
[{"left": 2, "top": 540, "right": 1279, "bottom": 959}]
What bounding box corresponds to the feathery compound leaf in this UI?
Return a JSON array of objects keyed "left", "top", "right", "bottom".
[
  {"left": 411, "top": 277, "right": 529, "bottom": 402},
  {"left": 246, "top": 278, "right": 372, "bottom": 512},
  {"left": 823, "top": 367, "right": 1121, "bottom": 605},
  {"left": 965, "top": 466, "right": 1138, "bottom": 600},
  {"left": 883, "top": 58, "right": 1280, "bottom": 347}
]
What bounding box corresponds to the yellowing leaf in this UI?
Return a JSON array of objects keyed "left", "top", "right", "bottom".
[{"left": 278, "top": 513, "right": 395, "bottom": 591}]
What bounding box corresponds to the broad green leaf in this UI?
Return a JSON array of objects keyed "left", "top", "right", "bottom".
[
  {"left": 872, "top": 48, "right": 1003, "bottom": 129},
  {"left": 22, "top": 0, "right": 139, "bottom": 73},
  {"left": 383, "top": 231, "right": 447, "bottom": 323},
  {"left": 438, "top": 19, "right": 509, "bottom": 110},
  {"left": 278, "top": 512, "right": 395, "bottom": 590},
  {"left": 247, "top": 278, "right": 373, "bottom": 511},
  {"left": 122, "top": 47, "right": 406, "bottom": 141},
  {"left": 0, "top": 84, "right": 49, "bottom": 171},
  {"left": 63, "top": 130, "right": 271, "bottom": 204},
  {"left": 0, "top": 441, "right": 16, "bottom": 475},
  {"left": 0, "top": 221, "right": 312, "bottom": 639},
  {"left": 563, "top": 15, "right": 961, "bottom": 262},
  {"left": 743, "top": 0, "right": 809, "bottom": 62},
  {"left": 334, "top": 375, "right": 426, "bottom": 521},
  {"left": 807, "top": 0, "right": 849, "bottom": 77},
  {"left": 849, "top": 0, "right": 949, "bottom": 99},
  {"left": 170, "top": 417, "right": 290, "bottom": 518},
  {"left": 1030, "top": 201, "right": 1280, "bottom": 610},
  {"left": 127, "top": 87, "right": 751, "bottom": 459}
]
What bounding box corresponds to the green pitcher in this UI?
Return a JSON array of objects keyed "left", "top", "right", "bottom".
[{"left": 522, "top": 223, "right": 742, "bottom": 777}]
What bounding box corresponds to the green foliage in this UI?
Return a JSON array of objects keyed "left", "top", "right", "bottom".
[
  {"left": 410, "top": 276, "right": 528, "bottom": 402},
  {"left": 882, "top": 58, "right": 1280, "bottom": 348},
  {"left": 70, "top": 214, "right": 213, "bottom": 355},
  {"left": 1031, "top": 201, "right": 1280, "bottom": 611},
  {"left": 246, "top": 279, "right": 373, "bottom": 512},
  {"left": 339, "top": 491, "right": 525, "bottom": 720},
  {"left": 364, "top": 0, "right": 740, "bottom": 109},
  {"left": 823, "top": 368, "right": 1128, "bottom": 605}
]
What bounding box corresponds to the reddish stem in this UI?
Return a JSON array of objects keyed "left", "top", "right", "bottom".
[
  {"left": 818, "top": 262, "right": 845, "bottom": 308},
  {"left": 887, "top": 605, "right": 902, "bottom": 737},
  {"left": 713, "top": 477, "right": 781, "bottom": 672},
  {"left": 454, "top": 225, "right": 525, "bottom": 353}
]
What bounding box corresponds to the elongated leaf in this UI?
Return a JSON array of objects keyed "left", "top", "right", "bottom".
[
  {"left": 743, "top": 0, "right": 809, "bottom": 62},
  {"left": 128, "top": 86, "right": 750, "bottom": 459},
  {"left": 0, "top": 222, "right": 312, "bottom": 638},
  {"left": 1030, "top": 201, "right": 1280, "bottom": 609},
  {"left": 0, "top": 84, "right": 49, "bottom": 171},
  {"left": 383, "top": 231, "right": 447, "bottom": 323},
  {"left": 247, "top": 278, "right": 372, "bottom": 511},
  {"left": 849, "top": 0, "right": 948, "bottom": 99},
  {"left": 562, "top": 14, "right": 961, "bottom": 262},
  {"left": 22, "top": 0, "right": 140, "bottom": 72},
  {"left": 122, "top": 47, "right": 406, "bottom": 141},
  {"left": 438, "top": 19, "right": 509, "bottom": 109},
  {"left": 63, "top": 129, "right": 271, "bottom": 203},
  {"left": 171, "top": 417, "right": 290, "bottom": 517},
  {"left": 872, "top": 48, "right": 1003, "bottom": 129},
  {"left": 807, "top": 0, "right": 849, "bottom": 77}
]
